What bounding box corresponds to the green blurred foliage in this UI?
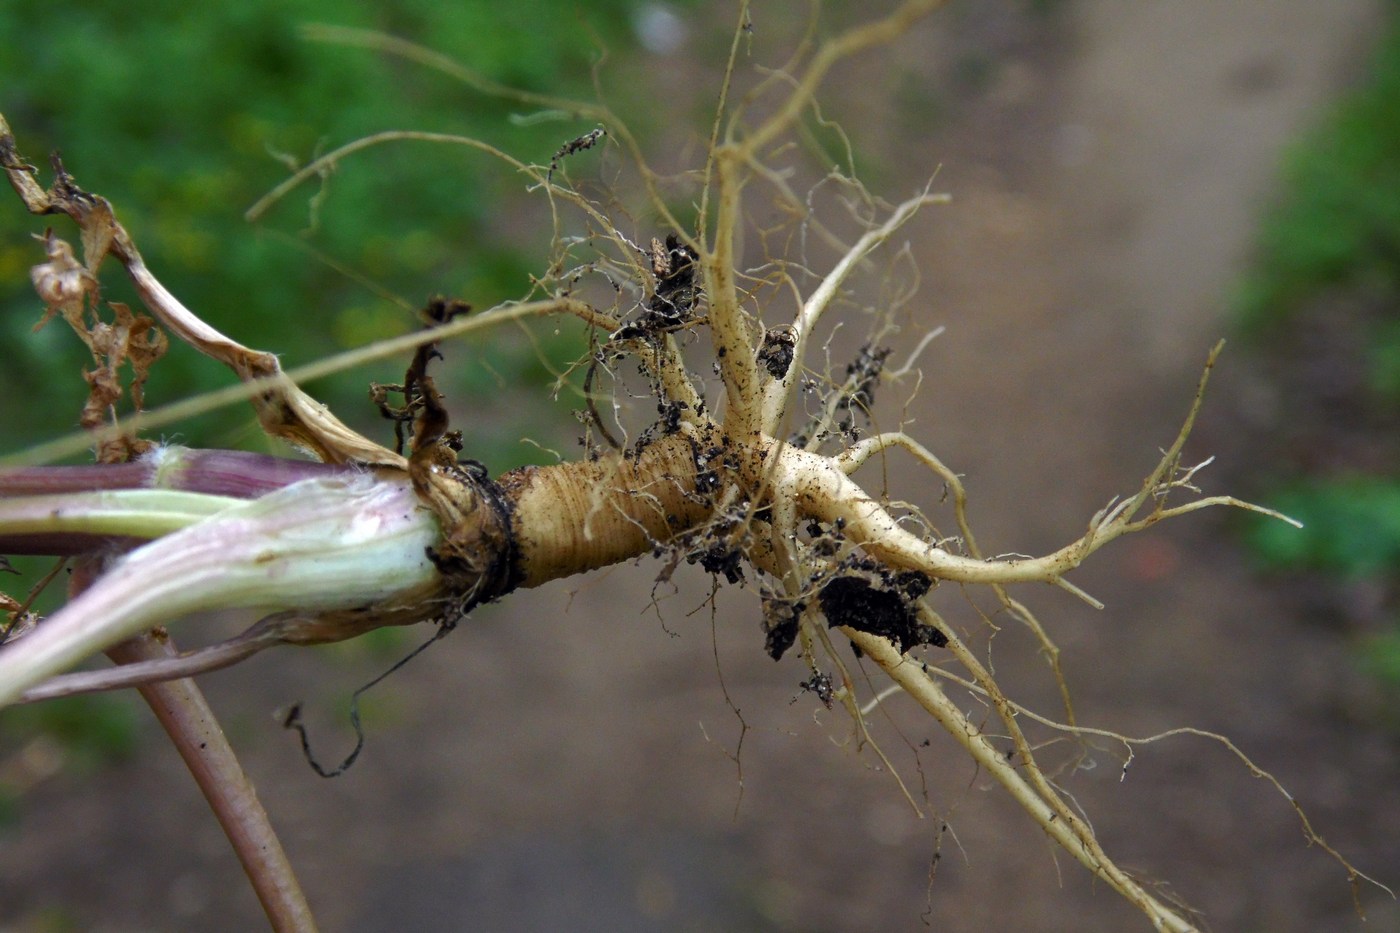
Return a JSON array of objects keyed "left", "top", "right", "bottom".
[
  {"left": 1368, "top": 316, "right": 1400, "bottom": 402},
  {"left": 1244, "top": 476, "right": 1400, "bottom": 688},
  {"left": 0, "top": 692, "right": 142, "bottom": 829},
  {"left": 0, "top": 693, "right": 142, "bottom": 772},
  {"left": 1245, "top": 479, "right": 1400, "bottom": 579},
  {"left": 0, "top": 0, "right": 673, "bottom": 467},
  {"left": 1235, "top": 2, "right": 1400, "bottom": 689},
  {"left": 1234, "top": 4, "right": 1400, "bottom": 334},
  {"left": 1360, "top": 628, "right": 1400, "bottom": 691}
]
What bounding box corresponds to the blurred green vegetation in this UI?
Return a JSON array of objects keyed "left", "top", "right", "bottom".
[
  {"left": 1234, "top": 5, "right": 1400, "bottom": 333},
  {"left": 1245, "top": 479, "right": 1400, "bottom": 580},
  {"left": 0, "top": 0, "right": 681, "bottom": 468},
  {"left": 0, "top": 693, "right": 142, "bottom": 828},
  {"left": 2, "top": 693, "right": 142, "bottom": 772},
  {"left": 1235, "top": 2, "right": 1400, "bottom": 688}
]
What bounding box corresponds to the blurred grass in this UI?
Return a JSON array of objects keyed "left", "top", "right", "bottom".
[{"left": 1235, "top": 1, "right": 1400, "bottom": 687}]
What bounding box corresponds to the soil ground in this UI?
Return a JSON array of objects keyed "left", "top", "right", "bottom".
[{"left": 4, "top": 3, "right": 1400, "bottom": 931}]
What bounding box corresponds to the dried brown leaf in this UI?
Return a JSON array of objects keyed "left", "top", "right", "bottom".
[
  {"left": 2, "top": 119, "right": 387, "bottom": 465},
  {"left": 27, "top": 226, "right": 169, "bottom": 460},
  {"left": 29, "top": 233, "right": 96, "bottom": 331}
]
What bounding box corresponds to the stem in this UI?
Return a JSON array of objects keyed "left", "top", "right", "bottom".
[
  {"left": 20, "top": 615, "right": 293, "bottom": 702},
  {"left": 0, "top": 448, "right": 349, "bottom": 498},
  {"left": 0, "top": 489, "right": 241, "bottom": 554},
  {"left": 144, "top": 447, "right": 352, "bottom": 498},
  {"left": 0, "top": 475, "right": 440, "bottom": 708},
  {"left": 108, "top": 633, "right": 318, "bottom": 932},
  {"left": 59, "top": 557, "right": 316, "bottom": 932}
]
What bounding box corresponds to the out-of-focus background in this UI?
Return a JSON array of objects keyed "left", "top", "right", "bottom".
[{"left": 3, "top": 1, "right": 1400, "bottom": 930}]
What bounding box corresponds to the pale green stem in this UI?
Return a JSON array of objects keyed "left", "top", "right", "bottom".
[
  {"left": 0, "top": 489, "right": 241, "bottom": 540},
  {"left": 0, "top": 475, "right": 440, "bottom": 708}
]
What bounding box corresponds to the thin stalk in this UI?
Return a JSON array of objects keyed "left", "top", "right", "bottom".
[
  {"left": 0, "top": 448, "right": 349, "bottom": 498},
  {"left": 20, "top": 615, "right": 295, "bottom": 702},
  {"left": 65, "top": 554, "right": 317, "bottom": 933},
  {"left": 109, "top": 633, "right": 318, "bottom": 932},
  {"left": 0, "top": 489, "right": 241, "bottom": 546}
]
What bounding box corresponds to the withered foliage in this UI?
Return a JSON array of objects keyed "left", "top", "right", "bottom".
[{"left": 30, "top": 231, "right": 167, "bottom": 462}]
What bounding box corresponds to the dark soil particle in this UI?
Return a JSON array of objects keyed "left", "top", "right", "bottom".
[
  {"left": 817, "top": 568, "right": 943, "bottom": 654},
  {"left": 762, "top": 597, "right": 804, "bottom": 660}
]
